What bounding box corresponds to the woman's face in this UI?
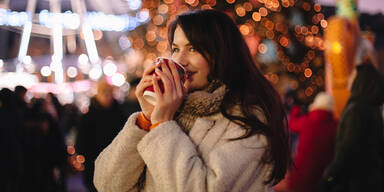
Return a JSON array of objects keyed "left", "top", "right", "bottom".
[{"left": 171, "top": 26, "right": 210, "bottom": 91}]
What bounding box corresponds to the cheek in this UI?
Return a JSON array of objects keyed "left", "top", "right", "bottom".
[
  {"left": 197, "top": 59, "right": 210, "bottom": 76},
  {"left": 202, "top": 65, "right": 210, "bottom": 81}
]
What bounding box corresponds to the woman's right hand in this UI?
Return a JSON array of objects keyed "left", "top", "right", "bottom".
[{"left": 135, "top": 64, "right": 157, "bottom": 120}]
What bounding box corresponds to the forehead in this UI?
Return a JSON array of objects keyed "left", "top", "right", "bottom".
[{"left": 173, "top": 26, "right": 190, "bottom": 46}]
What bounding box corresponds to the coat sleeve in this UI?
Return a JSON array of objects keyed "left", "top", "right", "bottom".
[
  {"left": 137, "top": 120, "right": 269, "bottom": 192},
  {"left": 93, "top": 112, "right": 148, "bottom": 192},
  {"left": 288, "top": 105, "right": 309, "bottom": 133}
]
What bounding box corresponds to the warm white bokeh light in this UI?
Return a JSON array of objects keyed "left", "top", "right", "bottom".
[
  {"left": 67, "top": 66, "right": 78, "bottom": 78},
  {"left": 41, "top": 66, "right": 52, "bottom": 77},
  {"left": 89, "top": 66, "right": 102, "bottom": 80},
  {"left": 103, "top": 61, "right": 117, "bottom": 76},
  {"left": 111, "top": 73, "right": 126, "bottom": 87}
]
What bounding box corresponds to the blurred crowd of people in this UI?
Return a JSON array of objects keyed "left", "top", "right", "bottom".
[
  {"left": 0, "top": 86, "right": 70, "bottom": 192},
  {"left": 0, "top": 79, "right": 140, "bottom": 192}
]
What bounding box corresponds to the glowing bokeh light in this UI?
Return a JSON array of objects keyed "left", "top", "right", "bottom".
[
  {"left": 111, "top": 73, "right": 126, "bottom": 87},
  {"left": 67, "top": 66, "right": 78, "bottom": 78},
  {"left": 41, "top": 66, "right": 52, "bottom": 77},
  {"left": 89, "top": 66, "right": 102, "bottom": 80},
  {"left": 252, "top": 12, "right": 261, "bottom": 21},
  {"left": 126, "top": 0, "right": 142, "bottom": 11},
  {"left": 304, "top": 68, "right": 313, "bottom": 78},
  {"left": 103, "top": 61, "right": 117, "bottom": 76},
  {"left": 332, "top": 41, "right": 342, "bottom": 53}
]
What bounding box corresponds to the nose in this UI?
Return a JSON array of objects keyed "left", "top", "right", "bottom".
[{"left": 171, "top": 54, "right": 187, "bottom": 68}]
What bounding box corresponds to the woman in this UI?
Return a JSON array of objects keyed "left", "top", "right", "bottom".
[{"left": 94, "top": 9, "right": 290, "bottom": 192}]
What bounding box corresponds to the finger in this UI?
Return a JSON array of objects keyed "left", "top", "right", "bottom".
[
  {"left": 139, "top": 75, "right": 154, "bottom": 83},
  {"left": 160, "top": 59, "right": 173, "bottom": 80},
  {"left": 136, "top": 80, "right": 153, "bottom": 96},
  {"left": 152, "top": 74, "right": 163, "bottom": 100},
  {"left": 136, "top": 75, "right": 156, "bottom": 95},
  {"left": 155, "top": 68, "right": 173, "bottom": 94},
  {"left": 143, "top": 63, "right": 157, "bottom": 76},
  {"left": 168, "top": 61, "right": 183, "bottom": 96}
]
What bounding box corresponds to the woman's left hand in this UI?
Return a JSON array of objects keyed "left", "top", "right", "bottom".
[{"left": 150, "top": 60, "right": 188, "bottom": 125}]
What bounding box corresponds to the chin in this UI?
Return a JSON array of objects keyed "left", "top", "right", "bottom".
[{"left": 189, "top": 83, "right": 209, "bottom": 92}]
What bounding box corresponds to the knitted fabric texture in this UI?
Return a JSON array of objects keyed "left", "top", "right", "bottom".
[{"left": 175, "top": 80, "right": 226, "bottom": 133}]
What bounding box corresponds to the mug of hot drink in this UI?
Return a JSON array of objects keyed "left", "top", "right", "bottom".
[{"left": 143, "top": 57, "right": 187, "bottom": 105}]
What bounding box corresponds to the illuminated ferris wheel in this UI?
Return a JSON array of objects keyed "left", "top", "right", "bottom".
[{"left": 0, "top": 0, "right": 149, "bottom": 87}]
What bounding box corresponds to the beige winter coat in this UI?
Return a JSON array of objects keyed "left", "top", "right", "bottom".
[{"left": 94, "top": 112, "right": 273, "bottom": 192}]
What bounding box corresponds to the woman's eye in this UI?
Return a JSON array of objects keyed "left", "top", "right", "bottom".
[
  {"left": 189, "top": 47, "right": 196, "bottom": 52},
  {"left": 172, "top": 48, "right": 179, "bottom": 53}
]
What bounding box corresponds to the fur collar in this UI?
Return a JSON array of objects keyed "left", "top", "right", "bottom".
[{"left": 176, "top": 81, "right": 226, "bottom": 133}]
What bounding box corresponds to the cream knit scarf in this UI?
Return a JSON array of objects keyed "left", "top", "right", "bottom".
[{"left": 175, "top": 80, "right": 227, "bottom": 133}]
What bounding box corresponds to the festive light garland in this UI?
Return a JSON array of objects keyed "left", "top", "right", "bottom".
[{"left": 0, "top": 8, "right": 150, "bottom": 31}]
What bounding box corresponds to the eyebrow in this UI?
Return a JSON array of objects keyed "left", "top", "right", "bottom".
[{"left": 171, "top": 43, "right": 192, "bottom": 47}]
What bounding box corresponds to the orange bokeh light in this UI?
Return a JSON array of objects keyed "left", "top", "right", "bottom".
[
  {"left": 156, "top": 41, "right": 168, "bottom": 52},
  {"left": 265, "top": 20, "right": 274, "bottom": 30},
  {"left": 305, "top": 87, "right": 314, "bottom": 96},
  {"left": 258, "top": 43, "right": 268, "bottom": 54},
  {"left": 302, "top": 2, "right": 311, "bottom": 11},
  {"left": 153, "top": 15, "right": 165, "bottom": 25},
  {"left": 259, "top": 7, "right": 268, "bottom": 17},
  {"left": 145, "top": 31, "right": 157, "bottom": 42},
  {"left": 236, "top": 6, "right": 246, "bottom": 17},
  {"left": 201, "top": 4, "right": 212, "bottom": 9},
  {"left": 266, "top": 30, "right": 275, "bottom": 39},
  {"left": 252, "top": 12, "right": 261, "bottom": 21},
  {"left": 206, "top": 0, "right": 216, "bottom": 6},
  {"left": 226, "top": 0, "right": 236, "bottom": 4},
  {"left": 304, "top": 68, "right": 313, "bottom": 78},
  {"left": 67, "top": 146, "right": 75, "bottom": 155},
  {"left": 244, "top": 2, "right": 253, "bottom": 11},
  {"left": 239, "top": 24, "right": 250, "bottom": 35},
  {"left": 279, "top": 36, "right": 289, "bottom": 47},
  {"left": 158, "top": 4, "right": 169, "bottom": 14},
  {"left": 311, "top": 25, "right": 319, "bottom": 34},
  {"left": 76, "top": 155, "right": 85, "bottom": 163},
  {"left": 320, "top": 20, "right": 328, "bottom": 28}
]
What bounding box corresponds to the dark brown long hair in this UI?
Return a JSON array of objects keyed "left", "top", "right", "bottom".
[{"left": 168, "top": 9, "right": 291, "bottom": 185}]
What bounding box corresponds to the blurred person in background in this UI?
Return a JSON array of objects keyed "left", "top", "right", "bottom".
[
  {"left": 284, "top": 92, "right": 338, "bottom": 192},
  {"left": 14, "top": 85, "right": 29, "bottom": 117},
  {"left": 22, "top": 97, "right": 67, "bottom": 192},
  {"left": 60, "top": 103, "right": 81, "bottom": 136},
  {"left": 46, "top": 92, "right": 63, "bottom": 121},
  {"left": 0, "top": 88, "right": 24, "bottom": 192},
  {"left": 75, "top": 80, "right": 127, "bottom": 192},
  {"left": 319, "top": 39, "right": 384, "bottom": 192}
]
